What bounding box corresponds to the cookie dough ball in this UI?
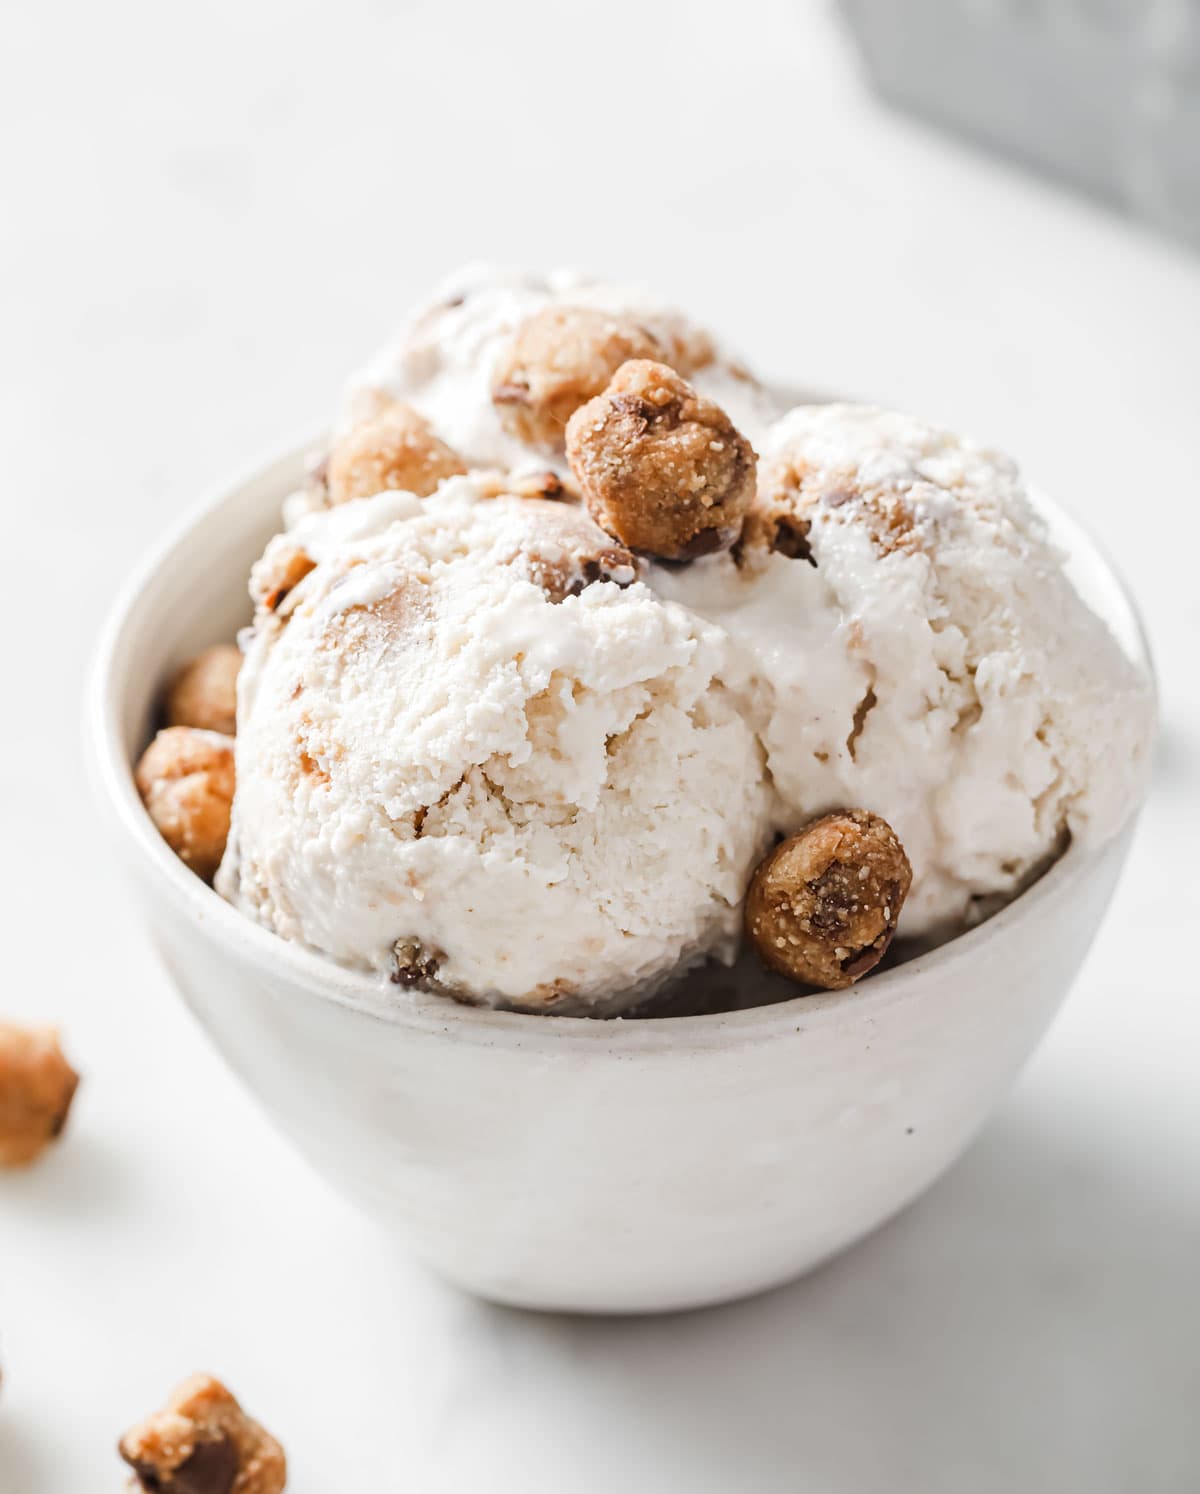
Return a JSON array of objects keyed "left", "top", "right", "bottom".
[
  {"left": 327, "top": 396, "right": 466, "bottom": 505},
  {"left": 0, "top": 1022, "right": 79, "bottom": 1167},
  {"left": 119, "top": 1373, "right": 286, "bottom": 1494},
  {"left": 745, "top": 810, "right": 912, "bottom": 990},
  {"left": 135, "top": 727, "right": 235, "bottom": 882},
  {"left": 164, "top": 645, "right": 242, "bottom": 736},
  {"left": 219, "top": 482, "right": 770, "bottom": 1013},
  {"left": 567, "top": 360, "right": 757, "bottom": 560},
  {"left": 491, "top": 305, "right": 676, "bottom": 451}
]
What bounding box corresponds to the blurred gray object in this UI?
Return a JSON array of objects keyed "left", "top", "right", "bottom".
[{"left": 838, "top": 0, "right": 1200, "bottom": 248}]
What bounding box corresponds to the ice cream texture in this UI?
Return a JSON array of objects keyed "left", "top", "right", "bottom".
[
  {"left": 216, "top": 269, "right": 1154, "bottom": 1012},
  {"left": 219, "top": 482, "right": 772, "bottom": 1011},
  {"left": 654, "top": 403, "right": 1153, "bottom": 939}
]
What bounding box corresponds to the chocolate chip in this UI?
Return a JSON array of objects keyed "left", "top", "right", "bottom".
[
  {"left": 608, "top": 392, "right": 655, "bottom": 432},
  {"left": 845, "top": 685, "right": 877, "bottom": 761},
  {"left": 552, "top": 553, "right": 638, "bottom": 600},
  {"left": 391, "top": 937, "right": 441, "bottom": 986},
  {"left": 669, "top": 525, "right": 730, "bottom": 560},
  {"left": 840, "top": 942, "right": 891, "bottom": 979},
  {"left": 125, "top": 1434, "right": 238, "bottom": 1494},
  {"left": 771, "top": 514, "right": 815, "bottom": 564}
]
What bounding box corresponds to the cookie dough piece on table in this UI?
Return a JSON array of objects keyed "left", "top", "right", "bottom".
[
  {"left": 119, "top": 1374, "right": 286, "bottom": 1494},
  {"left": 0, "top": 1021, "right": 79, "bottom": 1166}
]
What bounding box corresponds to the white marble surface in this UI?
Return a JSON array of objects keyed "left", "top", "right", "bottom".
[{"left": 1, "top": 2, "right": 1198, "bottom": 1489}]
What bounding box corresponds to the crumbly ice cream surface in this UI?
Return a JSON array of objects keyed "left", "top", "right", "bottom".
[
  {"left": 218, "top": 480, "right": 772, "bottom": 1012},
  {"left": 651, "top": 403, "right": 1154, "bottom": 937}
]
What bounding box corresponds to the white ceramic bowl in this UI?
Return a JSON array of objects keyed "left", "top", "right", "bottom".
[{"left": 89, "top": 445, "right": 1151, "bottom": 1314}]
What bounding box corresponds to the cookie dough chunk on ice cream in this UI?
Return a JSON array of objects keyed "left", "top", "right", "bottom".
[
  {"left": 218, "top": 479, "right": 771, "bottom": 1014},
  {"left": 655, "top": 403, "right": 1155, "bottom": 939}
]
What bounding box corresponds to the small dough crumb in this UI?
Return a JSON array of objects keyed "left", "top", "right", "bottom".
[
  {"left": 744, "top": 810, "right": 912, "bottom": 989},
  {"left": 135, "top": 727, "right": 235, "bottom": 882},
  {"left": 0, "top": 1022, "right": 79, "bottom": 1167},
  {"left": 119, "top": 1373, "right": 286, "bottom": 1494},
  {"left": 165, "top": 645, "right": 242, "bottom": 737},
  {"left": 566, "top": 360, "right": 756, "bottom": 560},
  {"left": 327, "top": 397, "right": 466, "bottom": 505}
]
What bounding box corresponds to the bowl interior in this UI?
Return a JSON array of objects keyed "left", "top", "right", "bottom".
[{"left": 91, "top": 440, "right": 1152, "bottom": 1045}]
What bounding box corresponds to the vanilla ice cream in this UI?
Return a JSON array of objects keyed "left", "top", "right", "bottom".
[
  {"left": 651, "top": 403, "right": 1154, "bottom": 938},
  {"left": 211, "top": 271, "right": 1154, "bottom": 1012},
  {"left": 218, "top": 480, "right": 772, "bottom": 1013}
]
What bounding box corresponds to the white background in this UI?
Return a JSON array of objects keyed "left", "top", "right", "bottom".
[{"left": 2, "top": 2, "right": 1199, "bottom": 1489}]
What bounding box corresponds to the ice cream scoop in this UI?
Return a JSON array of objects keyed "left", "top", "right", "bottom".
[
  {"left": 218, "top": 478, "right": 772, "bottom": 1013},
  {"left": 651, "top": 403, "right": 1155, "bottom": 938}
]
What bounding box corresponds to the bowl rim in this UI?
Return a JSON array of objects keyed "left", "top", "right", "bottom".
[{"left": 88, "top": 435, "right": 1153, "bottom": 1055}]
